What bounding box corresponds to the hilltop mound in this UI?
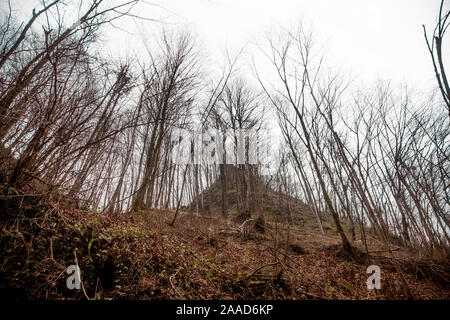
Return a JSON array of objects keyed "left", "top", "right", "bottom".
[{"left": 186, "top": 165, "right": 322, "bottom": 229}]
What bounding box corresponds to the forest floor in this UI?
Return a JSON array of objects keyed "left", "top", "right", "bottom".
[{"left": 1, "top": 201, "right": 449, "bottom": 300}]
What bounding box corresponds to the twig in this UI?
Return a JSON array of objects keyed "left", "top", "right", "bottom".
[
  {"left": 73, "top": 250, "right": 90, "bottom": 300},
  {"left": 169, "top": 267, "right": 184, "bottom": 297},
  {"left": 296, "top": 289, "right": 326, "bottom": 300},
  {"left": 369, "top": 247, "right": 400, "bottom": 254},
  {"left": 238, "top": 219, "right": 255, "bottom": 234},
  {"left": 246, "top": 262, "right": 280, "bottom": 280}
]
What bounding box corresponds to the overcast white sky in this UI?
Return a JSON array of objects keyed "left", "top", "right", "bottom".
[
  {"left": 4, "top": 0, "right": 449, "bottom": 92},
  {"left": 118, "top": 0, "right": 448, "bottom": 93}
]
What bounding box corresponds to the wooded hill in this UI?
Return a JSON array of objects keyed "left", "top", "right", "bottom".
[
  {"left": 0, "top": 0, "right": 449, "bottom": 300},
  {"left": 1, "top": 165, "right": 449, "bottom": 299}
]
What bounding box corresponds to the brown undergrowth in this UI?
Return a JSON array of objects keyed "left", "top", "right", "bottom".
[{"left": 0, "top": 202, "right": 448, "bottom": 300}]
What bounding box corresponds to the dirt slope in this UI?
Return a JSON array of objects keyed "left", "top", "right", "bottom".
[{"left": 1, "top": 203, "right": 448, "bottom": 300}]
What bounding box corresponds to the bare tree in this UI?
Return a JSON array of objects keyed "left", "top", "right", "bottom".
[
  {"left": 423, "top": 0, "right": 450, "bottom": 118},
  {"left": 256, "top": 27, "right": 356, "bottom": 257}
]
